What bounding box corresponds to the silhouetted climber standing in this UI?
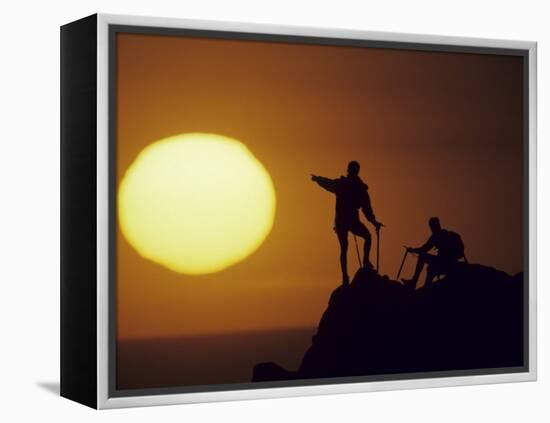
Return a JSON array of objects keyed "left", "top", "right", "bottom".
[
  {"left": 312, "top": 161, "right": 383, "bottom": 285},
  {"left": 402, "top": 217, "right": 466, "bottom": 289}
]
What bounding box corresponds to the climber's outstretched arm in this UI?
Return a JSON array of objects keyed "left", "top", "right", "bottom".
[
  {"left": 311, "top": 175, "right": 337, "bottom": 194},
  {"left": 408, "top": 236, "right": 435, "bottom": 254}
]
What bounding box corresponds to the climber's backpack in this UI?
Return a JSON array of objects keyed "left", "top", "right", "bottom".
[{"left": 442, "top": 230, "right": 465, "bottom": 260}]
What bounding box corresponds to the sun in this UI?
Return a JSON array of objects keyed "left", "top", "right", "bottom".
[{"left": 118, "top": 133, "right": 276, "bottom": 275}]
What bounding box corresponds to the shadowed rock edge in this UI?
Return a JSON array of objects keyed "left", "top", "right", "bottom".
[{"left": 253, "top": 264, "right": 523, "bottom": 382}]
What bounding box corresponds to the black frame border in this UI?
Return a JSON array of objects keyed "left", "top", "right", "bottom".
[{"left": 60, "top": 14, "right": 99, "bottom": 409}]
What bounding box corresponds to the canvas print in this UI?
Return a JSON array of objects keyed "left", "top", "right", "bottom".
[{"left": 113, "top": 31, "right": 526, "bottom": 392}]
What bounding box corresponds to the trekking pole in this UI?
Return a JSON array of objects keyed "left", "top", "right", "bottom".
[
  {"left": 353, "top": 234, "right": 363, "bottom": 268},
  {"left": 376, "top": 227, "right": 381, "bottom": 273},
  {"left": 396, "top": 246, "right": 408, "bottom": 280}
]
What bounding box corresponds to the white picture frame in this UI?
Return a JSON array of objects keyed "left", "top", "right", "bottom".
[{"left": 60, "top": 13, "right": 537, "bottom": 409}]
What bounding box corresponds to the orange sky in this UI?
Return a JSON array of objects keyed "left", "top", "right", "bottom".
[{"left": 115, "top": 32, "right": 524, "bottom": 340}]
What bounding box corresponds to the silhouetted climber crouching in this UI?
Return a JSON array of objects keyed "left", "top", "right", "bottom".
[
  {"left": 312, "top": 161, "right": 383, "bottom": 285},
  {"left": 402, "top": 217, "right": 466, "bottom": 289}
]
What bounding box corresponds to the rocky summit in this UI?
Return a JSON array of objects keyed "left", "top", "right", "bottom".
[{"left": 253, "top": 263, "right": 524, "bottom": 382}]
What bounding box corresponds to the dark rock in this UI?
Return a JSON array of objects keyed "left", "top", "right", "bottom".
[
  {"left": 252, "top": 362, "right": 298, "bottom": 382},
  {"left": 253, "top": 263, "right": 524, "bottom": 382}
]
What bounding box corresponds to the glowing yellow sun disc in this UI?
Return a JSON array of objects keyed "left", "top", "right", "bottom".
[{"left": 118, "top": 133, "right": 276, "bottom": 275}]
